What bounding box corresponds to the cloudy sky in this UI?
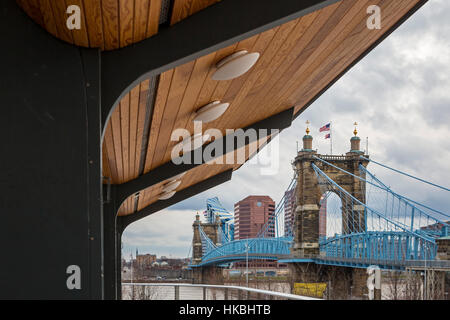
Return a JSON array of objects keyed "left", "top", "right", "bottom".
[{"left": 123, "top": 0, "right": 450, "bottom": 259}]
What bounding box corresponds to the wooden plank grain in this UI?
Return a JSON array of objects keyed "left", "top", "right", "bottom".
[
  {"left": 170, "top": 0, "right": 195, "bottom": 25},
  {"left": 101, "top": 0, "right": 120, "bottom": 50},
  {"left": 219, "top": 20, "right": 300, "bottom": 131},
  {"left": 119, "top": 0, "right": 135, "bottom": 48},
  {"left": 111, "top": 99, "right": 124, "bottom": 182},
  {"left": 218, "top": 27, "right": 281, "bottom": 131},
  {"left": 147, "top": 0, "right": 162, "bottom": 37},
  {"left": 291, "top": 0, "right": 390, "bottom": 109},
  {"left": 209, "top": 34, "right": 260, "bottom": 108},
  {"left": 68, "top": 0, "right": 90, "bottom": 47},
  {"left": 128, "top": 84, "right": 141, "bottom": 180},
  {"left": 143, "top": 70, "right": 175, "bottom": 173},
  {"left": 189, "top": 0, "right": 220, "bottom": 16},
  {"left": 23, "top": 0, "right": 45, "bottom": 27},
  {"left": 51, "top": 0, "right": 74, "bottom": 44},
  {"left": 295, "top": 0, "right": 413, "bottom": 113},
  {"left": 120, "top": 96, "right": 131, "bottom": 183},
  {"left": 82, "top": 0, "right": 104, "bottom": 49},
  {"left": 38, "top": 0, "right": 59, "bottom": 37},
  {"left": 150, "top": 61, "right": 196, "bottom": 169},
  {"left": 269, "top": 0, "right": 370, "bottom": 114},
  {"left": 134, "top": 0, "right": 150, "bottom": 42},
  {"left": 161, "top": 52, "right": 218, "bottom": 164},
  {"left": 103, "top": 123, "right": 120, "bottom": 183},
  {"left": 134, "top": 80, "right": 151, "bottom": 177},
  {"left": 237, "top": 2, "right": 341, "bottom": 125}
]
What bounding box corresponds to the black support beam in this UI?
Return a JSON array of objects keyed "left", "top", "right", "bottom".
[
  {"left": 118, "top": 169, "right": 234, "bottom": 231},
  {"left": 115, "top": 107, "right": 294, "bottom": 205}
]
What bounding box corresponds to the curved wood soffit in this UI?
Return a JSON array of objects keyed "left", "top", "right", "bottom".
[
  {"left": 15, "top": 0, "right": 221, "bottom": 50},
  {"left": 16, "top": 0, "right": 423, "bottom": 217}
]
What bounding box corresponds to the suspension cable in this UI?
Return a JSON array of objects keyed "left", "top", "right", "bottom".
[
  {"left": 359, "top": 164, "right": 450, "bottom": 219},
  {"left": 360, "top": 156, "right": 450, "bottom": 192},
  {"left": 313, "top": 155, "right": 450, "bottom": 222},
  {"left": 311, "top": 163, "right": 433, "bottom": 242}
]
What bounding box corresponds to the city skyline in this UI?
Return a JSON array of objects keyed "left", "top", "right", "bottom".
[{"left": 123, "top": 0, "right": 450, "bottom": 259}]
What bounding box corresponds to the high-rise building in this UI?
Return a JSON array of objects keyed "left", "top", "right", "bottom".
[
  {"left": 283, "top": 189, "right": 296, "bottom": 236},
  {"left": 234, "top": 196, "right": 275, "bottom": 240}
]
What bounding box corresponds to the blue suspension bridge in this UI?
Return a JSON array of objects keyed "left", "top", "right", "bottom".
[{"left": 191, "top": 155, "right": 450, "bottom": 270}]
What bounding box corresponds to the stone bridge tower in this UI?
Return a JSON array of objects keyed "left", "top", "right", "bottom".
[
  {"left": 192, "top": 214, "right": 222, "bottom": 264},
  {"left": 291, "top": 123, "right": 370, "bottom": 257},
  {"left": 191, "top": 214, "right": 223, "bottom": 284}
]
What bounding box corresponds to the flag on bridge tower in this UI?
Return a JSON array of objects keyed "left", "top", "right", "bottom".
[
  {"left": 320, "top": 122, "right": 332, "bottom": 154},
  {"left": 319, "top": 123, "right": 331, "bottom": 132}
]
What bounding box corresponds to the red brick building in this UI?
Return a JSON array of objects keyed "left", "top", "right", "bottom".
[
  {"left": 234, "top": 195, "right": 276, "bottom": 269},
  {"left": 234, "top": 196, "right": 275, "bottom": 240}
]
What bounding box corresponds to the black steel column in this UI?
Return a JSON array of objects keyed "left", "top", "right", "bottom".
[
  {"left": 116, "top": 225, "right": 124, "bottom": 300},
  {"left": 103, "top": 187, "right": 119, "bottom": 300},
  {"left": 0, "top": 1, "right": 103, "bottom": 298},
  {"left": 102, "top": 184, "right": 124, "bottom": 300}
]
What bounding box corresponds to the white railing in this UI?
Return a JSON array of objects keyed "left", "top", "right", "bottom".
[{"left": 122, "top": 283, "right": 321, "bottom": 300}]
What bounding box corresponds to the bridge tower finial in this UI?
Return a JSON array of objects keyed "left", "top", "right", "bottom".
[
  {"left": 302, "top": 120, "right": 313, "bottom": 152},
  {"left": 348, "top": 122, "right": 362, "bottom": 154}
]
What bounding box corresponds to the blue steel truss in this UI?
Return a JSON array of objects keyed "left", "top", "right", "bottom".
[
  {"left": 195, "top": 237, "right": 292, "bottom": 267},
  {"left": 204, "top": 197, "right": 234, "bottom": 243},
  {"left": 193, "top": 157, "right": 450, "bottom": 269}
]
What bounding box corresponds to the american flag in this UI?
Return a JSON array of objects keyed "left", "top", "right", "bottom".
[
  {"left": 325, "top": 133, "right": 331, "bottom": 139},
  {"left": 319, "top": 123, "right": 330, "bottom": 132}
]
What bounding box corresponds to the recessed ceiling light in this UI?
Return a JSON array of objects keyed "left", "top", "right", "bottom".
[
  {"left": 211, "top": 50, "right": 260, "bottom": 81},
  {"left": 158, "top": 190, "right": 176, "bottom": 200},
  {"left": 194, "top": 101, "right": 230, "bottom": 123},
  {"left": 162, "top": 179, "right": 181, "bottom": 193},
  {"left": 174, "top": 133, "right": 210, "bottom": 153}
]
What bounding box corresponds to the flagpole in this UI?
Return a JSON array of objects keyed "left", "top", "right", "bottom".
[{"left": 330, "top": 121, "right": 333, "bottom": 155}]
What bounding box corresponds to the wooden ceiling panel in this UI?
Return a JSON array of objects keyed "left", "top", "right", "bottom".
[
  {"left": 103, "top": 80, "right": 152, "bottom": 184},
  {"left": 293, "top": 0, "right": 416, "bottom": 113},
  {"left": 17, "top": 0, "right": 423, "bottom": 217},
  {"left": 103, "top": 0, "right": 422, "bottom": 217},
  {"left": 17, "top": 0, "right": 222, "bottom": 50},
  {"left": 171, "top": 0, "right": 221, "bottom": 25},
  {"left": 17, "top": 0, "right": 163, "bottom": 50}
]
